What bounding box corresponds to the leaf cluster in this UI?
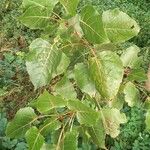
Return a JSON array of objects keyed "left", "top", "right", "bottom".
[
  {"left": 80, "top": 0, "right": 150, "bottom": 47},
  {"left": 4, "top": 0, "right": 149, "bottom": 150}
]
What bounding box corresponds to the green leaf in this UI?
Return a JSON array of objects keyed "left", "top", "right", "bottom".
[
  {"left": 78, "top": 126, "right": 90, "bottom": 144},
  {"left": 53, "top": 53, "right": 70, "bottom": 76},
  {"left": 63, "top": 130, "right": 79, "bottom": 150},
  {"left": 94, "top": 43, "right": 116, "bottom": 52},
  {"left": 145, "top": 110, "right": 150, "bottom": 131},
  {"left": 41, "top": 144, "right": 56, "bottom": 150},
  {"left": 54, "top": 76, "right": 77, "bottom": 99},
  {"left": 124, "top": 82, "right": 139, "bottom": 107},
  {"left": 103, "top": 9, "right": 140, "bottom": 43},
  {"left": 88, "top": 118, "right": 106, "bottom": 149},
  {"left": 22, "top": 0, "right": 58, "bottom": 9},
  {"left": 20, "top": 6, "right": 50, "bottom": 29},
  {"left": 6, "top": 107, "right": 37, "bottom": 138},
  {"left": 20, "top": 0, "right": 58, "bottom": 29},
  {"left": 68, "top": 15, "right": 83, "bottom": 38},
  {"left": 120, "top": 45, "right": 140, "bottom": 68},
  {"left": 102, "top": 108, "right": 127, "bottom": 138},
  {"left": 127, "top": 68, "right": 147, "bottom": 82},
  {"left": 89, "top": 51, "right": 124, "bottom": 99},
  {"left": 111, "top": 94, "right": 124, "bottom": 110},
  {"left": 36, "top": 91, "right": 66, "bottom": 113},
  {"left": 39, "top": 118, "right": 61, "bottom": 136},
  {"left": 98, "top": 51, "right": 124, "bottom": 99},
  {"left": 60, "top": 0, "right": 79, "bottom": 16},
  {"left": 25, "top": 126, "right": 44, "bottom": 150},
  {"left": 74, "top": 63, "right": 96, "bottom": 97},
  {"left": 80, "top": 5, "right": 109, "bottom": 44},
  {"left": 26, "top": 38, "right": 61, "bottom": 89},
  {"left": 58, "top": 19, "right": 88, "bottom": 66},
  {"left": 89, "top": 57, "right": 108, "bottom": 98},
  {"left": 144, "top": 97, "right": 150, "bottom": 110},
  {"left": 67, "top": 100, "right": 100, "bottom": 126}
]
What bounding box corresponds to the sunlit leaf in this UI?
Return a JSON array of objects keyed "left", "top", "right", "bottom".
[
  {"left": 41, "top": 144, "right": 56, "bottom": 150},
  {"left": 102, "top": 108, "right": 127, "bottom": 138},
  {"left": 60, "top": 0, "right": 79, "bottom": 16},
  {"left": 54, "top": 53, "right": 70, "bottom": 76},
  {"left": 103, "top": 9, "right": 140, "bottom": 43},
  {"left": 89, "top": 51, "right": 124, "bottom": 100},
  {"left": 26, "top": 38, "right": 61, "bottom": 89},
  {"left": 25, "top": 126, "right": 44, "bottom": 150},
  {"left": 6, "top": 107, "right": 37, "bottom": 138},
  {"left": 20, "top": 0, "right": 58, "bottom": 29},
  {"left": 22, "top": 0, "right": 58, "bottom": 9},
  {"left": 120, "top": 45, "right": 140, "bottom": 68},
  {"left": 124, "top": 82, "right": 139, "bottom": 107}
]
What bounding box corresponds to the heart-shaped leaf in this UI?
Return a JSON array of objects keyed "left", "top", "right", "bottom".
[
  {"left": 103, "top": 9, "right": 140, "bottom": 43},
  {"left": 26, "top": 38, "right": 62, "bottom": 89},
  {"left": 89, "top": 51, "right": 124, "bottom": 100},
  {"left": 80, "top": 5, "right": 109, "bottom": 44},
  {"left": 6, "top": 107, "right": 37, "bottom": 138}
]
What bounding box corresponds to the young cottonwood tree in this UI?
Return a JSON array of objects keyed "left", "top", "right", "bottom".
[{"left": 6, "top": 0, "right": 149, "bottom": 149}]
